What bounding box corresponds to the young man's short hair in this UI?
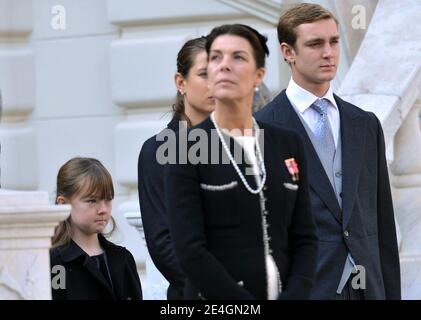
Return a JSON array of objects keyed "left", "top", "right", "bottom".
[{"left": 277, "top": 3, "right": 338, "bottom": 48}]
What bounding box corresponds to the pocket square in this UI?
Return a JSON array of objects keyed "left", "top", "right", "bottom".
[{"left": 283, "top": 182, "right": 298, "bottom": 191}]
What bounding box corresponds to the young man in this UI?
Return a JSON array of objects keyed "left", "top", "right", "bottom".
[{"left": 256, "top": 3, "right": 401, "bottom": 300}]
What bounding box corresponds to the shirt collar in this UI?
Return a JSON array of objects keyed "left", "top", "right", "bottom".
[
  {"left": 58, "top": 239, "right": 87, "bottom": 263},
  {"left": 286, "top": 77, "right": 338, "bottom": 114},
  {"left": 58, "top": 234, "right": 116, "bottom": 263}
]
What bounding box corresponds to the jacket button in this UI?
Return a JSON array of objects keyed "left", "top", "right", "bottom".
[
  {"left": 344, "top": 230, "right": 349, "bottom": 237},
  {"left": 263, "top": 185, "right": 268, "bottom": 191}
]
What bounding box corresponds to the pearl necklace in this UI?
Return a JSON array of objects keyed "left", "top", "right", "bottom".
[{"left": 210, "top": 112, "right": 267, "bottom": 194}]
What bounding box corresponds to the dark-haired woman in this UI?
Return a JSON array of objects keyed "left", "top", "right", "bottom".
[
  {"left": 137, "top": 37, "right": 215, "bottom": 300},
  {"left": 165, "top": 24, "right": 318, "bottom": 300}
]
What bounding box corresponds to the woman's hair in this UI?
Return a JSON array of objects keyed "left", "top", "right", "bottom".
[
  {"left": 205, "top": 24, "right": 269, "bottom": 69},
  {"left": 173, "top": 36, "right": 207, "bottom": 128},
  {"left": 52, "top": 157, "right": 116, "bottom": 247}
]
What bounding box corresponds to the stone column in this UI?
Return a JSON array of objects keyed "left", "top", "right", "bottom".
[
  {"left": 0, "top": 190, "right": 69, "bottom": 300},
  {"left": 0, "top": 0, "right": 37, "bottom": 190},
  {"left": 338, "top": 0, "right": 421, "bottom": 299},
  {"left": 391, "top": 98, "right": 421, "bottom": 299}
]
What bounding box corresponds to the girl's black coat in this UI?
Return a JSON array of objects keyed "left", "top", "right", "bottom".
[{"left": 50, "top": 234, "right": 142, "bottom": 300}]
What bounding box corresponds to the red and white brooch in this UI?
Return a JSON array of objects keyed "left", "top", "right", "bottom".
[{"left": 284, "top": 158, "right": 299, "bottom": 182}]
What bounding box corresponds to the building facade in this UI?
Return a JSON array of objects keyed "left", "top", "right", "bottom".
[{"left": 0, "top": 0, "right": 420, "bottom": 299}]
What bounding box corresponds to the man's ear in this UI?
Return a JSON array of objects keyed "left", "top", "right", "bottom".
[
  {"left": 56, "top": 196, "right": 68, "bottom": 205},
  {"left": 280, "top": 42, "right": 296, "bottom": 65}
]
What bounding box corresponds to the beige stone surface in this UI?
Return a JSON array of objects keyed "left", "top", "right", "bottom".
[{"left": 0, "top": 190, "right": 69, "bottom": 299}]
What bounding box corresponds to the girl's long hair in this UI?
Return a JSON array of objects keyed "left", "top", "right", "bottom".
[{"left": 52, "top": 157, "right": 116, "bottom": 248}]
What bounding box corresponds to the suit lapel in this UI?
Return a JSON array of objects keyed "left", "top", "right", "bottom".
[
  {"left": 336, "top": 95, "right": 366, "bottom": 229},
  {"left": 271, "top": 91, "right": 342, "bottom": 224}
]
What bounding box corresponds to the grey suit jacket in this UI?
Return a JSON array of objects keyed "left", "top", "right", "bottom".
[{"left": 255, "top": 90, "right": 401, "bottom": 299}]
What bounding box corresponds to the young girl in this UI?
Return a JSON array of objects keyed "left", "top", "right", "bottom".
[{"left": 50, "top": 157, "right": 142, "bottom": 300}]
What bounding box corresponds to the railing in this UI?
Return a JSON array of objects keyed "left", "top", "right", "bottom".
[{"left": 125, "top": 210, "right": 168, "bottom": 300}]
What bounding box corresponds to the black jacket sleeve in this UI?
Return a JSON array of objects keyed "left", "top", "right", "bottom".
[
  {"left": 370, "top": 113, "right": 401, "bottom": 299},
  {"left": 137, "top": 138, "right": 185, "bottom": 295}
]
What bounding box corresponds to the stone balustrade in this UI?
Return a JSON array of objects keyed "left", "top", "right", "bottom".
[{"left": 0, "top": 189, "right": 70, "bottom": 299}]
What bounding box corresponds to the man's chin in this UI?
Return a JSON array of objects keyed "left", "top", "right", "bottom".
[{"left": 317, "top": 74, "right": 336, "bottom": 83}]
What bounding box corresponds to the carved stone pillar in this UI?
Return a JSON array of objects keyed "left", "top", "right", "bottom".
[
  {"left": 0, "top": 0, "right": 37, "bottom": 190},
  {"left": 391, "top": 99, "right": 421, "bottom": 299},
  {"left": 125, "top": 210, "right": 169, "bottom": 300},
  {"left": 337, "top": 0, "right": 421, "bottom": 299}
]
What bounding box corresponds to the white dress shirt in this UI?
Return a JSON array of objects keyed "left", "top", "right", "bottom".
[{"left": 285, "top": 78, "right": 340, "bottom": 147}]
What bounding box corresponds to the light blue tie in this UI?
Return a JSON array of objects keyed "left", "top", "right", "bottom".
[
  {"left": 311, "top": 98, "right": 336, "bottom": 161},
  {"left": 312, "top": 99, "right": 354, "bottom": 295}
]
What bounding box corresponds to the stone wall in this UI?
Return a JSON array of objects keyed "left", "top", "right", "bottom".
[{"left": 1, "top": 0, "right": 420, "bottom": 299}]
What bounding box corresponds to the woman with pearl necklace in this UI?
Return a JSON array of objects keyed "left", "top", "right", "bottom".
[{"left": 165, "top": 24, "right": 318, "bottom": 300}]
